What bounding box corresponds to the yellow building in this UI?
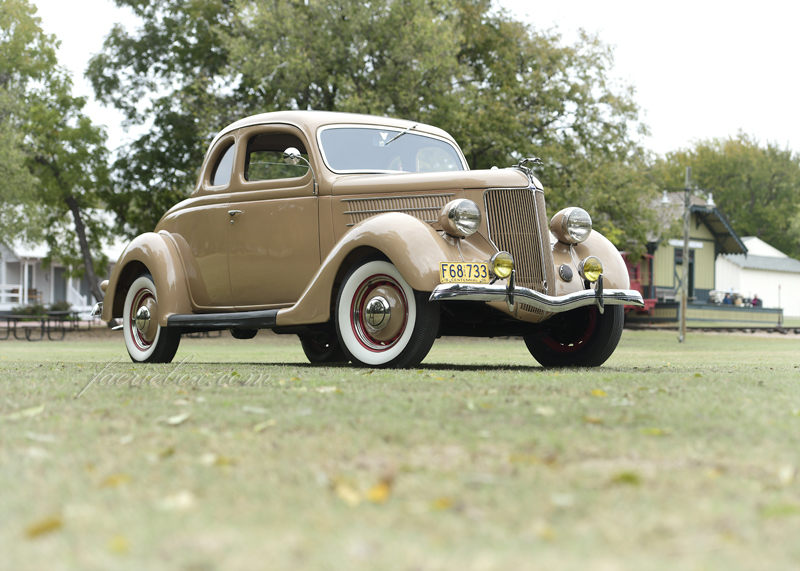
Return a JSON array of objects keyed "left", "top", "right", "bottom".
[{"left": 648, "top": 192, "right": 746, "bottom": 303}]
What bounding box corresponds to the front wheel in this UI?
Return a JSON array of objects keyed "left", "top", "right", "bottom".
[
  {"left": 335, "top": 259, "right": 439, "bottom": 368},
  {"left": 123, "top": 273, "right": 181, "bottom": 363},
  {"left": 524, "top": 305, "right": 624, "bottom": 368}
]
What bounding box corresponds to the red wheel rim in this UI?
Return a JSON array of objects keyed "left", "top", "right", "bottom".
[
  {"left": 350, "top": 274, "right": 408, "bottom": 353},
  {"left": 542, "top": 307, "right": 597, "bottom": 354},
  {"left": 129, "top": 287, "right": 155, "bottom": 352}
]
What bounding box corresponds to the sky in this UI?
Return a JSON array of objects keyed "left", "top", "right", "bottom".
[{"left": 30, "top": 0, "right": 800, "bottom": 157}]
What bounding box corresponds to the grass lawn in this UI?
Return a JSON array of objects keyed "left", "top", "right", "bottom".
[{"left": 2, "top": 329, "right": 800, "bottom": 570}]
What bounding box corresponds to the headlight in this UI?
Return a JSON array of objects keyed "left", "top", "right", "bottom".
[
  {"left": 579, "top": 256, "right": 603, "bottom": 282},
  {"left": 439, "top": 199, "right": 481, "bottom": 238},
  {"left": 550, "top": 207, "right": 592, "bottom": 244},
  {"left": 490, "top": 251, "right": 514, "bottom": 279}
]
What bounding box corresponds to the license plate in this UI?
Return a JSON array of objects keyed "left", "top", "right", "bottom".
[{"left": 439, "top": 262, "right": 490, "bottom": 284}]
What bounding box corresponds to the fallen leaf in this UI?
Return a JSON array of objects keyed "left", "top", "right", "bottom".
[
  {"left": 7, "top": 404, "right": 45, "bottom": 420},
  {"left": 508, "top": 453, "right": 540, "bottom": 465},
  {"left": 166, "top": 412, "right": 191, "bottom": 426},
  {"left": 253, "top": 419, "right": 277, "bottom": 432},
  {"left": 100, "top": 473, "right": 131, "bottom": 488},
  {"left": 534, "top": 520, "right": 556, "bottom": 541},
  {"left": 333, "top": 480, "right": 361, "bottom": 507},
  {"left": 108, "top": 534, "right": 129, "bottom": 554},
  {"left": 158, "top": 446, "right": 175, "bottom": 459},
  {"left": 694, "top": 373, "right": 703, "bottom": 378},
  {"left": 591, "top": 389, "right": 607, "bottom": 398},
  {"left": 535, "top": 406, "right": 555, "bottom": 417},
  {"left": 583, "top": 415, "right": 603, "bottom": 424},
  {"left": 25, "top": 432, "right": 57, "bottom": 443},
  {"left": 610, "top": 471, "right": 642, "bottom": 486},
  {"left": 316, "top": 386, "right": 341, "bottom": 394},
  {"left": 431, "top": 497, "right": 454, "bottom": 510},
  {"left": 366, "top": 478, "right": 393, "bottom": 504},
  {"left": 778, "top": 465, "right": 796, "bottom": 486},
  {"left": 291, "top": 377, "right": 301, "bottom": 382},
  {"left": 173, "top": 399, "right": 190, "bottom": 406},
  {"left": 156, "top": 490, "right": 196, "bottom": 511},
  {"left": 119, "top": 434, "right": 134, "bottom": 445},
  {"left": 640, "top": 427, "right": 671, "bottom": 436},
  {"left": 25, "top": 515, "right": 63, "bottom": 538},
  {"left": 242, "top": 405, "right": 268, "bottom": 414}
]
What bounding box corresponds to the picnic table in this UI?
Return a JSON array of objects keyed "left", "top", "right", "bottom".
[{"left": 0, "top": 311, "right": 82, "bottom": 341}]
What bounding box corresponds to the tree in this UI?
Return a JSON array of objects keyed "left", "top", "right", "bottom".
[
  {"left": 0, "top": 0, "right": 112, "bottom": 305},
  {"left": 88, "top": 0, "right": 658, "bottom": 255},
  {"left": 653, "top": 134, "right": 800, "bottom": 258}
]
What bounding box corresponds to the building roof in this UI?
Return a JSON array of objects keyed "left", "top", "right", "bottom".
[
  {"left": 722, "top": 253, "right": 800, "bottom": 274},
  {"left": 740, "top": 236, "right": 787, "bottom": 258},
  {"left": 656, "top": 191, "right": 747, "bottom": 255}
]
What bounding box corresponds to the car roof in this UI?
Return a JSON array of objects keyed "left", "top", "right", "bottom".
[{"left": 209, "top": 110, "right": 456, "bottom": 150}]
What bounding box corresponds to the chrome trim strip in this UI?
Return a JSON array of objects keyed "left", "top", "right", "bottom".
[
  {"left": 343, "top": 207, "right": 443, "bottom": 215},
  {"left": 346, "top": 219, "right": 436, "bottom": 227},
  {"left": 341, "top": 193, "right": 455, "bottom": 203},
  {"left": 429, "top": 283, "right": 644, "bottom": 313}
]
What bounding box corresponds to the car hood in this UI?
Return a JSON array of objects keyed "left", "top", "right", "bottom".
[{"left": 330, "top": 168, "right": 536, "bottom": 196}]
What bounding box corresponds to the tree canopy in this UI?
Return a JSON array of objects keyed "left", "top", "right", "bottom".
[
  {"left": 653, "top": 134, "right": 800, "bottom": 258},
  {"left": 1, "top": 0, "right": 112, "bottom": 304},
  {"left": 87, "top": 0, "right": 659, "bottom": 255}
]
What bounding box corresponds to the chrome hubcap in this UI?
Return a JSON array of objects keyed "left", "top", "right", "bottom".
[
  {"left": 135, "top": 306, "right": 151, "bottom": 333},
  {"left": 364, "top": 296, "right": 391, "bottom": 331}
]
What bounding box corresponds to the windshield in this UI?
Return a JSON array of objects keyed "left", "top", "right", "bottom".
[{"left": 318, "top": 126, "right": 465, "bottom": 173}]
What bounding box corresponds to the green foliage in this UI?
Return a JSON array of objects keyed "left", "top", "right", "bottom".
[
  {"left": 11, "top": 303, "right": 45, "bottom": 315},
  {"left": 48, "top": 300, "right": 72, "bottom": 312},
  {"left": 88, "top": 0, "right": 655, "bottom": 254},
  {"left": 0, "top": 0, "right": 112, "bottom": 302},
  {"left": 653, "top": 134, "right": 800, "bottom": 258}
]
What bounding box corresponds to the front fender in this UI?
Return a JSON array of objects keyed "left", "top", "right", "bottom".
[
  {"left": 277, "top": 212, "right": 462, "bottom": 326},
  {"left": 101, "top": 231, "right": 192, "bottom": 326},
  {"left": 551, "top": 230, "right": 630, "bottom": 295}
]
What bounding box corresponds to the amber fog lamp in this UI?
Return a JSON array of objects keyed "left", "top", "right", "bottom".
[
  {"left": 490, "top": 251, "right": 514, "bottom": 279},
  {"left": 550, "top": 207, "right": 592, "bottom": 244},
  {"left": 439, "top": 199, "right": 481, "bottom": 238},
  {"left": 579, "top": 256, "right": 603, "bottom": 282}
]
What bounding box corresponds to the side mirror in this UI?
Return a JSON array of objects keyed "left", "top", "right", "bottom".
[
  {"left": 282, "top": 147, "right": 317, "bottom": 196},
  {"left": 283, "top": 147, "right": 302, "bottom": 166}
]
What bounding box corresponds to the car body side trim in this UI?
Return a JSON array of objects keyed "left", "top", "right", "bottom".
[{"left": 167, "top": 309, "right": 279, "bottom": 330}]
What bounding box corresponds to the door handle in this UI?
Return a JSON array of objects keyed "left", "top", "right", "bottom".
[{"left": 228, "top": 210, "right": 242, "bottom": 216}]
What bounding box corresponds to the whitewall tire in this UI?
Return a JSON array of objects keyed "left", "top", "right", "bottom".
[
  {"left": 335, "top": 259, "right": 439, "bottom": 368},
  {"left": 123, "top": 273, "right": 181, "bottom": 363}
]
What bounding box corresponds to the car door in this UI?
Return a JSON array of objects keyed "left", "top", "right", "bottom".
[
  {"left": 159, "top": 134, "right": 236, "bottom": 308},
  {"left": 227, "top": 125, "right": 320, "bottom": 308}
]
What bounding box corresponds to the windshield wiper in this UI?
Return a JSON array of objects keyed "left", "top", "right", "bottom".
[{"left": 384, "top": 123, "right": 418, "bottom": 145}]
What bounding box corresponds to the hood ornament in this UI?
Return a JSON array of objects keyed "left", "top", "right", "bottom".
[{"left": 514, "top": 157, "right": 543, "bottom": 188}]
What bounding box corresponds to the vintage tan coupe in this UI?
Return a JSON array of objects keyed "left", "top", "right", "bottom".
[{"left": 93, "top": 111, "right": 643, "bottom": 367}]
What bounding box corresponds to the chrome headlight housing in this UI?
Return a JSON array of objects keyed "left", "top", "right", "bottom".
[
  {"left": 439, "top": 199, "right": 481, "bottom": 238},
  {"left": 550, "top": 207, "right": 592, "bottom": 244}
]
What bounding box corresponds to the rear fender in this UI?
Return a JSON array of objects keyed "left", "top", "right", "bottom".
[{"left": 101, "top": 231, "right": 192, "bottom": 327}]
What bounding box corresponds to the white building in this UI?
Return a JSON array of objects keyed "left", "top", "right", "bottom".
[
  {"left": 715, "top": 236, "right": 800, "bottom": 318},
  {"left": 0, "top": 237, "right": 125, "bottom": 314}
]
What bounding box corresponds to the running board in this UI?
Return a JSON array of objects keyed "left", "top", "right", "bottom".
[{"left": 167, "top": 309, "right": 279, "bottom": 330}]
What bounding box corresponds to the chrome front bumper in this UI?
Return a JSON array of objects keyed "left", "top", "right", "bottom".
[{"left": 429, "top": 272, "right": 644, "bottom": 314}]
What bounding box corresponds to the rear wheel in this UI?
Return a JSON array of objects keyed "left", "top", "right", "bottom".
[
  {"left": 335, "top": 259, "right": 439, "bottom": 368},
  {"left": 123, "top": 273, "right": 181, "bottom": 363},
  {"left": 524, "top": 305, "right": 624, "bottom": 368},
  {"left": 299, "top": 332, "right": 349, "bottom": 364}
]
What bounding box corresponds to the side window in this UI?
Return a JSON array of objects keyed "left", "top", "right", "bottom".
[
  {"left": 211, "top": 144, "right": 235, "bottom": 187},
  {"left": 246, "top": 133, "right": 309, "bottom": 181}
]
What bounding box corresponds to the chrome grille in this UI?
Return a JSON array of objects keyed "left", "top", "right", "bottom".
[
  {"left": 484, "top": 188, "right": 555, "bottom": 319},
  {"left": 342, "top": 193, "right": 454, "bottom": 226}
]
